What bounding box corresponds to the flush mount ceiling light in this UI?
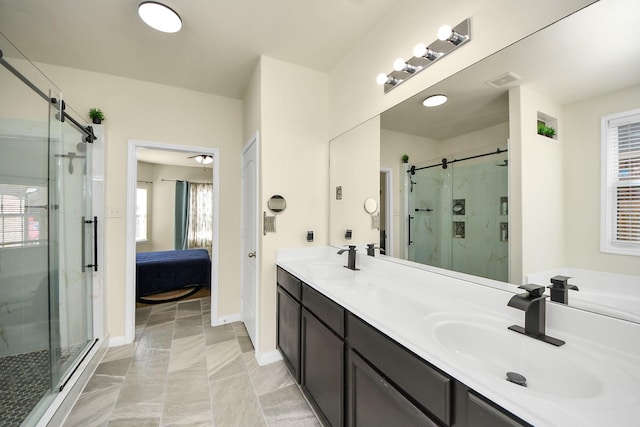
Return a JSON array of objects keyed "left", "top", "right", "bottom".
[
  {"left": 138, "top": 1, "right": 182, "bottom": 33},
  {"left": 376, "top": 18, "right": 471, "bottom": 93},
  {"left": 422, "top": 94, "right": 448, "bottom": 107},
  {"left": 194, "top": 155, "right": 213, "bottom": 165}
]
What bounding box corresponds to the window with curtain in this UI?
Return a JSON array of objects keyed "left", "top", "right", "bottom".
[
  {"left": 188, "top": 182, "right": 213, "bottom": 249},
  {"left": 601, "top": 108, "right": 640, "bottom": 256},
  {"left": 136, "top": 186, "right": 148, "bottom": 242}
]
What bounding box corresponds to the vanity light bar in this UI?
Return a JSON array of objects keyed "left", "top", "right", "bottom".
[{"left": 378, "top": 18, "right": 471, "bottom": 93}]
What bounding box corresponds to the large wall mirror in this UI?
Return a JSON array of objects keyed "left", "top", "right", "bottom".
[{"left": 329, "top": 0, "right": 640, "bottom": 323}]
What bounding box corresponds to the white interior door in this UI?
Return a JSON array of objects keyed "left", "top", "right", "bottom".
[{"left": 241, "top": 135, "right": 258, "bottom": 346}]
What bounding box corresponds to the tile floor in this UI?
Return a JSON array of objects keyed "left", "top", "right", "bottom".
[{"left": 63, "top": 297, "right": 321, "bottom": 426}]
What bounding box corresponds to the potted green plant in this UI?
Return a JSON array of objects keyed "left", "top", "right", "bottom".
[
  {"left": 89, "top": 108, "right": 105, "bottom": 124},
  {"left": 537, "top": 123, "right": 556, "bottom": 139},
  {"left": 402, "top": 154, "right": 409, "bottom": 163}
]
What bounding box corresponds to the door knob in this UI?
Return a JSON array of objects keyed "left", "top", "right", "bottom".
[{"left": 248, "top": 251, "right": 256, "bottom": 258}]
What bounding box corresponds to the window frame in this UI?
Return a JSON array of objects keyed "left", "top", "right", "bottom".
[{"left": 600, "top": 108, "right": 640, "bottom": 256}]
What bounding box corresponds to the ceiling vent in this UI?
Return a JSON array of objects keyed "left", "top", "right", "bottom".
[{"left": 486, "top": 72, "right": 521, "bottom": 88}]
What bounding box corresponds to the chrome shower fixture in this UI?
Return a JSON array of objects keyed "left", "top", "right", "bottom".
[{"left": 376, "top": 18, "right": 471, "bottom": 93}]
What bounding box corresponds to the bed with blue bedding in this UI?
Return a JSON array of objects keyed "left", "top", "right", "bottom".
[{"left": 136, "top": 249, "right": 211, "bottom": 303}]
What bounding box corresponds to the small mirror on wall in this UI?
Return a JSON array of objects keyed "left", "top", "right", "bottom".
[
  {"left": 268, "top": 195, "right": 287, "bottom": 213},
  {"left": 364, "top": 198, "right": 378, "bottom": 214}
]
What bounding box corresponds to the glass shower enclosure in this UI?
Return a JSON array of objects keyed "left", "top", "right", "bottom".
[
  {"left": 0, "top": 34, "right": 96, "bottom": 425},
  {"left": 407, "top": 147, "right": 509, "bottom": 282}
]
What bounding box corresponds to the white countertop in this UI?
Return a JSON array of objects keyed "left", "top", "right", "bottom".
[{"left": 276, "top": 246, "right": 640, "bottom": 427}]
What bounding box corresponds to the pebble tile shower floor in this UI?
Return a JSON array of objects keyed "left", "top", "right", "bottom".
[
  {"left": 0, "top": 350, "right": 49, "bottom": 427},
  {"left": 63, "top": 297, "right": 321, "bottom": 426}
]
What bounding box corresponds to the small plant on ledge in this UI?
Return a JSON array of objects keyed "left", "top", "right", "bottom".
[
  {"left": 537, "top": 123, "right": 556, "bottom": 139},
  {"left": 402, "top": 154, "right": 409, "bottom": 163},
  {"left": 89, "top": 108, "right": 105, "bottom": 124}
]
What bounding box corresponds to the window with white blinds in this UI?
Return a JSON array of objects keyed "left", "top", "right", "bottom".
[
  {"left": 0, "top": 184, "right": 47, "bottom": 248},
  {"left": 601, "top": 109, "right": 640, "bottom": 256}
]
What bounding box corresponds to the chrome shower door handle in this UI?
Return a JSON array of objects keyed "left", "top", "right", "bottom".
[{"left": 248, "top": 251, "right": 256, "bottom": 258}]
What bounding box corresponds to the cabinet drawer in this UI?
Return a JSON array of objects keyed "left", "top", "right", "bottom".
[
  {"left": 466, "top": 392, "right": 530, "bottom": 427},
  {"left": 277, "top": 266, "right": 301, "bottom": 300},
  {"left": 347, "top": 314, "right": 451, "bottom": 425},
  {"left": 302, "top": 283, "right": 344, "bottom": 337},
  {"left": 348, "top": 349, "right": 438, "bottom": 427}
]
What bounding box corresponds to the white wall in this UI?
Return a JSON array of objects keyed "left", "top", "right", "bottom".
[
  {"left": 563, "top": 83, "right": 640, "bottom": 275},
  {"left": 38, "top": 63, "right": 243, "bottom": 339},
  {"left": 328, "top": 0, "right": 595, "bottom": 139},
  {"left": 254, "top": 57, "right": 329, "bottom": 354}
]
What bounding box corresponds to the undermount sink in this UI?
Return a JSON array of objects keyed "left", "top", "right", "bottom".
[
  {"left": 306, "top": 262, "right": 356, "bottom": 281},
  {"left": 428, "top": 313, "right": 610, "bottom": 399}
]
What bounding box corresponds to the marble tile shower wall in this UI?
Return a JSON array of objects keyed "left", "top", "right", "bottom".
[
  {"left": 410, "top": 159, "right": 508, "bottom": 282},
  {"left": 452, "top": 160, "right": 508, "bottom": 281},
  {"left": 63, "top": 298, "right": 320, "bottom": 427}
]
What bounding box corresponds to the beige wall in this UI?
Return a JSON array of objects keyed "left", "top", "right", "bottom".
[
  {"left": 328, "top": 0, "right": 595, "bottom": 139},
  {"left": 510, "top": 85, "right": 565, "bottom": 283},
  {"left": 330, "top": 116, "right": 381, "bottom": 247},
  {"left": 255, "top": 57, "right": 329, "bottom": 354},
  {"left": 563, "top": 83, "right": 640, "bottom": 275},
  {"left": 38, "top": 63, "right": 243, "bottom": 339},
  {"left": 380, "top": 129, "right": 434, "bottom": 257}
]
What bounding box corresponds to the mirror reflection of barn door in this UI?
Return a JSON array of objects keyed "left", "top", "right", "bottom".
[{"left": 241, "top": 133, "right": 259, "bottom": 347}]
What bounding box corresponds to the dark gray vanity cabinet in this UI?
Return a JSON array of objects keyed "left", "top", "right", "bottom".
[
  {"left": 347, "top": 313, "right": 450, "bottom": 426},
  {"left": 348, "top": 349, "right": 439, "bottom": 427},
  {"left": 276, "top": 267, "right": 532, "bottom": 427},
  {"left": 301, "top": 283, "right": 345, "bottom": 427},
  {"left": 276, "top": 267, "right": 302, "bottom": 382},
  {"left": 454, "top": 383, "right": 532, "bottom": 427}
]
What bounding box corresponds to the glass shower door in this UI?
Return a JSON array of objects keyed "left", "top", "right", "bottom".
[
  {"left": 408, "top": 166, "right": 452, "bottom": 268},
  {"left": 48, "top": 99, "right": 94, "bottom": 388}
]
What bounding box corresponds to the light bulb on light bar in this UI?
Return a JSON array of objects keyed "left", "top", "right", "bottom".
[
  {"left": 393, "top": 58, "right": 419, "bottom": 74},
  {"left": 413, "top": 43, "right": 441, "bottom": 61},
  {"left": 376, "top": 73, "right": 400, "bottom": 86},
  {"left": 422, "top": 94, "right": 448, "bottom": 107},
  {"left": 138, "top": 1, "right": 182, "bottom": 33},
  {"left": 437, "top": 24, "right": 467, "bottom": 45},
  {"left": 202, "top": 156, "right": 213, "bottom": 165}
]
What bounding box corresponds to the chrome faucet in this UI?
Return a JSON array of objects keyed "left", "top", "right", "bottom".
[
  {"left": 508, "top": 284, "right": 565, "bottom": 346},
  {"left": 547, "top": 275, "right": 579, "bottom": 305},
  {"left": 337, "top": 245, "right": 359, "bottom": 270}
]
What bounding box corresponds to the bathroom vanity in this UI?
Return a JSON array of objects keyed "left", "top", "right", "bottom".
[{"left": 276, "top": 247, "right": 640, "bottom": 427}]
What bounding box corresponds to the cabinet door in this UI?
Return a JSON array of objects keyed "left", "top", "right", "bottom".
[
  {"left": 348, "top": 350, "right": 438, "bottom": 427},
  {"left": 302, "top": 308, "right": 344, "bottom": 427},
  {"left": 466, "top": 392, "right": 529, "bottom": 427},
  {"left": 277, "top": 286, "right": 301, "bottom": 383}
]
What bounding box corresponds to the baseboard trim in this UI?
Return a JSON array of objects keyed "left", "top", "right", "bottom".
[
  {"left": 108, "top": 335, "right": 130, "bottom": 347},
  {"left": 255, "top": 349, "right": 283, "bottom": 366},
  {"left": 211, "top": 312, "right": 241, "bottom": 326}
]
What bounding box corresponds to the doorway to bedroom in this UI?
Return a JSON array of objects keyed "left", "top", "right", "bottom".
[{"left": 126, "top": 141, "right": 220, "bottom": 342}]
